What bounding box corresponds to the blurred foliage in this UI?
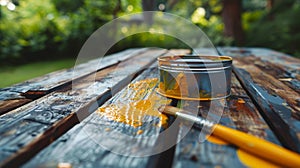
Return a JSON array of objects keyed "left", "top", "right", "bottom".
[
  {"left": 111, "top": 33, "right": 189, "bottom": 52},
  {"left": 245, "top": 0, "right": 300, "bottom": 56},
  {"left": 0, "top": 0, "right": 63, "bottom": 61},
  {"left": 189, "top": 0, "right": 233, "bottom": 46},
  {"left": 0, "top": 0, "right": 299, "bottom": 65},
  {"left": 0, "top": 0, "right": 131, "bottom": 64}
]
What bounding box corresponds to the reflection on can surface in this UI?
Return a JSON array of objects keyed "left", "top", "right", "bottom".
[{"left": 157, "top": 55, "right": 232, "bottom": 100}]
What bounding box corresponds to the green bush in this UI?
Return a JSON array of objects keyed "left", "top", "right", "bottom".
[
  {"left": 1, "top": 0, "right": 299, "bottom": 65},
  {"left": 190, "top": 4, "right": 233, "bottom": 46},
  {"left": 245, "top": 0, "right": 300, "bottom": 57},
  {"left": 0, "top": 0, "right": 65, "bottom": 62},
  {"left": 0, "top": 0, "right": 120, "bottom": 64}
]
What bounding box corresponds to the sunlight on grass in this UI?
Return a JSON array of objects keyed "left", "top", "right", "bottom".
[{"left": 0, "top": 59, "right": 76, "bottom": 88}]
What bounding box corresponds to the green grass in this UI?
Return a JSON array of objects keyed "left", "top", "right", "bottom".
[{"left": 0, "top": 59, "right": 76, "bottom": 88}]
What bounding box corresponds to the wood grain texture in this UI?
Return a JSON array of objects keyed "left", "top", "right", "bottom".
[
  {"left": 0, "top": 48, "right": 147, "bottom": 116},
  {"left": 2, "top": 47, "right": 298, "bottom": 168},
  {"left": 218, "top": 47, "right": 300, "bottom": 152},
  {"left": 0, "top": 97, "right": 31, "bottom": 116},
  {"left": 218, "top": 47, "right": 300, "bottom": 93},
  {"left": 23, "top": 66, "right": 169, "bottom": 168},
  {"left": 0, "top": 49, "right": 167, "bottom": 168},
  {"left": 23, "top": 50, "right": 190, "bottom": 168},
  {"left": 232, "top": 59, "right": 300, "bottom": 152},
  {"left": 172, "top": 73, "right": 280, "bottom": 168},
  {"left": 218, "top": 47, "right": 300, "bottom": 71}
]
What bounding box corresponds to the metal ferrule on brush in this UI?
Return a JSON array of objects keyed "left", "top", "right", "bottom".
[{"left": 175, "top": 112, "right": 215, "bottom": 128}]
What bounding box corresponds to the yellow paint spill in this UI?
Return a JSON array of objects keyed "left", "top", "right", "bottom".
[
  {"left": 136, "top": 130, "right": 143, "bottom": 135},
  {"left": 127, "top": 78, "right": 158, "bottom": 101},
  {"left": 206, "top": 135, "right": 228, "bottom": 145},
  {"left": 237, "top": 98, "right": 246, "bottom": 104},
  {"left": 97, "top": 78, "right": 171, "bottom": 131},
  {"left": 98, "top": 95, "right": 170, "bottom": 128},
  {"left": 57, "top": 163, "right": 72, "bottom": 168},
  {"left": 237, "top": 149, "right": 279, "bottom": 168}
]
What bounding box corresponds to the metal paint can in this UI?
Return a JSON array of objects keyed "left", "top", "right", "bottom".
[{"left": 157, "top": 55, "right": 232, "bottom": 100}]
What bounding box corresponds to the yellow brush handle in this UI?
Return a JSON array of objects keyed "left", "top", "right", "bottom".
[{"left": 213, "top": 124, "right": 300, "bottom": 167}]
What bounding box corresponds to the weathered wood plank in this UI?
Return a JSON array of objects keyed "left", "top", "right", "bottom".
[
  {"left": 218, "top": 47, "right": 300, "bottom": 71},
  {"left": 23, "top": 50, "right": 190, "bottom": 168},
  {"left": 172, "top": 47, "right": 281, "bottom": 167},
  {"left": 0, "top": 89, "right": 34, "bottom": 116},
  {"left": 218, "top": 47, "right": 300, "bottom": 94},
  {"left": 23, "top": 68, "right": 162, "bottom": 168},
  {"left": 250, "top": 57, "right": 300, "bottom": 94},
  {"left": 172, "top": 73, "right": 281, "bottom": 168},
  {"left": 218, "top": 47, "right": 300, "bottom": 152},
  {"left": 0, "top": 48, "right": 147, "bottom": 115},
  {"left": 232, "top": 58, "right": 300, "bottom": 152},
  {"left": 233, "top": 56, "right": 300, "bottom": 114},
  {"left": 0, "top": 49, "right": 167, "bottom": 168}
]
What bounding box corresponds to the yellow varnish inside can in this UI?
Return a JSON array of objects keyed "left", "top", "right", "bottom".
[{"left": 157, "top": 55, "right": 232, "bottom": 100}]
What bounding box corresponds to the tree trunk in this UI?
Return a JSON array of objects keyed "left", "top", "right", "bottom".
[
  {"left": 142, "top": 0, "right": 155, "bottom": 25},
  {"left": 267, "top": 0, "right": 275, "bottom": 10},
  {"left": 113, "top": 0, "right": 121, "bottom": 19},
  {"left": 222, "top": 0, "right": 245, "bottom": 45},
  {"left": 167, "top": 0, "right": 179, "bottom": 11}
]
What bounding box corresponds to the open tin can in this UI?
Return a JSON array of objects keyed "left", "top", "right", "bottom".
[{"left": 157, "top": 55, "right": 232, "bottom": 100}]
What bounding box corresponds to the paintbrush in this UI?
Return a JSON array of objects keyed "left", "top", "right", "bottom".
[{"left": 158, "top": 105, "right": 300, "bottom": 167}]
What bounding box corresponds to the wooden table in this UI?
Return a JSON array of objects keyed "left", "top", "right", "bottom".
[{"left": 0, "top": 47, "right": 299, "bottom": 168}]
